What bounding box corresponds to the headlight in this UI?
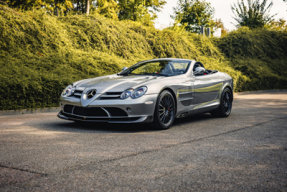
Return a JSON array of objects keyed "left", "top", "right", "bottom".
[
  {"left": 120, "top": 88, "right": 134, "bottom": 99},
  {"left": 131, "top": 86, "right": 147, "bottom": 99},
  {"left": 120, "top": 86, "right": 148, "bottom": 99},
  {"left": 62, "top": 85, "right": 75, "bottom": 97}
]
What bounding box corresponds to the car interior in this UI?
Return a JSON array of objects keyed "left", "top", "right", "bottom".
[{"left": 193, "top": 62, "right": 218, "bottom": 76}]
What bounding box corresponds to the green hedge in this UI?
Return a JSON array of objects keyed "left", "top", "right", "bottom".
[
  {"left": 215, "top": 27, "right": 287, "bottom": 91},
  {"left": 0, "top": 6, "right": 286, "bottom": 110}
]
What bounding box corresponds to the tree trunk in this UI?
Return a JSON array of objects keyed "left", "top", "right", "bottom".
[
  {"left": 54, "top": 0, "right": 59, "bottom": 16},
  {"left": 86, "top": 0, "right": 90, "bottom": 16},
  {"left": 77, "top": 0, "right": 79, "bottom": 11}
]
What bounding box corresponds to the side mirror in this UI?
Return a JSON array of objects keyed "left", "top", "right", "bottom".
[
  {"left": 193, "top": 67, "right": 205, "bottom": 75},
  {"left": 122, "top": 67, "right": 128, "bottom": 71}
]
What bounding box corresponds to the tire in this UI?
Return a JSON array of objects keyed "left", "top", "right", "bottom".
[
  {"left": 153, "top": 90, "right": 176, "bottom": 129},
  {"left": 211, "top": 87, "right": 232, "bottom": 117}
]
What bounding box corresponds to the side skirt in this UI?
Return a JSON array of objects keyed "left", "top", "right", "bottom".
[{"left": 176, "top": 104, "right": 219, "bottom": 118}]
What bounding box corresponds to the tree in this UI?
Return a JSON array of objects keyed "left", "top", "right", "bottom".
[
  {"left": 4, "top": 0, "right": 73, "bottom": 15},
  {"left": 3, "top": 0, "right": 166, "bottom": 25},
  {"left": 214, "top": 19, "right": 229, "bottom": 36},
  {"left": 4, "top": 0, "right": 51, "bottom": 9},
  {"left": 86, "top": 0, "right": 90, "bottom": 15},
  {"left": 231, "top": 0, "right": 276, "bottom": 29},
  {"left": 95, "top": 0, "right": 119, "bottom": 20},
  {"left": 266, "top": 18, "right": 287, "bottom": 31},
  {"left": 117, "top": 0, "right": 166, "bottom": 26},
  {"left": 172, "top": 0, "right": 215, "bottom": 34}
]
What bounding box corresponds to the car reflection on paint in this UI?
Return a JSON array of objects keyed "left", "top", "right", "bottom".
[{"left": 58, "top": 58, "right": 233, "bottom": 129}]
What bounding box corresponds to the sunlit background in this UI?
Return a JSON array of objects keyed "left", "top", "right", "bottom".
[{"left": 155, "top": 0, "right": 287, "bottom": 31}]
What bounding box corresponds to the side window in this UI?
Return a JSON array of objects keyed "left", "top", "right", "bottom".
[
  {"left": 193, "top": 62, "right": 218, "bottom": 76},
  {"left": 170, "top": 62, "right": 189, "bottom": 74}
]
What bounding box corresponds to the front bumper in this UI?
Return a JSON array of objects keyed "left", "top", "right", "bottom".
[
  {"left": 58, "top": 111, "right": 153, "bottom": 123},
  {"left": 58, "top": 94, "right": 157, "bottom": 123}
]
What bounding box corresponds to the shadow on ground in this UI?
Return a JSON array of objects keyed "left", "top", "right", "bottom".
[
  {"left": 35, "top": 113, "right": 216, "bottom": 133},
  {"left": 32, "top": 95, "right": 287, "bottom": 134}
]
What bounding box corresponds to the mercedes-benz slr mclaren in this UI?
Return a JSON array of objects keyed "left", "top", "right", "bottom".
[{"left": 58, "top": 58, "right": 233, "bottom": 129}]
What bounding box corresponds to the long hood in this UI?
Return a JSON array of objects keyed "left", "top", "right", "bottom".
[{"left": 73, "top": 74, "right": 162, "bottom": 93}]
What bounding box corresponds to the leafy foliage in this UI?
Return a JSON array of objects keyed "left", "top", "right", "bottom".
[
  {"left": 3, "top": 0, "right": 166, "bottom": 25},
  {"left": 117, "top": 0, "right": 166, "bottom": 26},
  {"left": 0, "top": 6, "right": 286, "bottom": 110},
  {"left": 172, "top": 0, "right": 215, "bottom": 34},
  {"left": 266, "top": 18, "right": 287, "bottom": 31},
  {"left": 94, "top": 0, "right": 118, "bottom": 20},
  {"left": 216, "top": 27, "right": 287, "bottom": 91},
  {"left": 231, "top": 0, "right": 275, "bottom": 28}
]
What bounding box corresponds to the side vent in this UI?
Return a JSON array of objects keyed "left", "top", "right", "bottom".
[{"left": 178, "top": 86, "right": 193, "bottom": 106}]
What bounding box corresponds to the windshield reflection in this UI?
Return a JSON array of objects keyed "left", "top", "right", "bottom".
[{"left": 120, "top": 60, "right": 190, "bottom": 77}]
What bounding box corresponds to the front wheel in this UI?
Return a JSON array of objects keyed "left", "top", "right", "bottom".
[
  {"left": 153, "top": 90, "right": 176, "bottom": 130},
  {"left": 211, "top": 87, "right": 232, "bottom": 117}
]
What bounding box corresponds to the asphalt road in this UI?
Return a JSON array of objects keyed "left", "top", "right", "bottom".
[{"left": 0, "top": 92, "right": 287, "bottom": 191}]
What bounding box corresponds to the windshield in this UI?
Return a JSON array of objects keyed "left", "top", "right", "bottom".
[{"left": 119, "top": 60, "right": 191, "bottom": 76}]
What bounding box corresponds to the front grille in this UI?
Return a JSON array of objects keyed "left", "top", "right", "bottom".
[
  {"left": 63, "top": 105, "right": 128, "bottom": 117},
  {"left": 74, "top": 90, "right": 83, "bottom": 94},
  {"left": 103, "top": 107, "right": 128, "bottom": 116},
  {"left": 64, "top": 105, "right": 74, "bottom": 113},
  {"left": 99, "top": 92, "right": 122, "bottom": 100},
  {"left": 73, "top": 106, "right": 108, "bottom": 117},
  {"left": 70, "top": 90, "right": 83, "bottom": 98}
]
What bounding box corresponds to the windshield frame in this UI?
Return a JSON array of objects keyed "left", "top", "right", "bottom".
[{"left": 119, "top": 59, "right": 192, "bottom": 77}]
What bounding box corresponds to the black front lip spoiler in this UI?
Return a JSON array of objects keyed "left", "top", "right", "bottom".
[{"left": 57, "top": 111, "right": 153, "bottom": 123}]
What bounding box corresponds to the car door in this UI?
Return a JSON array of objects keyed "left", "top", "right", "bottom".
[{"left": 193, "top": 73, "right": 223, "bottom": 106}]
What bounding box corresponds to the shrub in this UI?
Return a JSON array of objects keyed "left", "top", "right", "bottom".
[
  {"left": 1, "top": 6, "right": 286, "bottom": 110},
  {"left": 216, "top": 27, "right": 287, "bottom": 91}
]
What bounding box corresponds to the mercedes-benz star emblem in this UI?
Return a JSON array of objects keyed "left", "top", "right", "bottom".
[{"left": 87, "top": 89, "right": 97, "bottom": 99}]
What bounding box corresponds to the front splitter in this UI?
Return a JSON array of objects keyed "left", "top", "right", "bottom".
[{"left": 57, "top": 111, "right": 153, "bottom": 124}]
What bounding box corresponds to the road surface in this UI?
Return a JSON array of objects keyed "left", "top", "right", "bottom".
[{"left": 0, "top": 92, "right": 287, "bottom": 191}]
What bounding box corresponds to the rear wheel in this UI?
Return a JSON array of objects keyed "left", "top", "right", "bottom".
[
  {"left": 211, "top": 87, "right": 232, "bottom": 117},
  {"left": 153, "top": 90, "right": 176, "bottom": 129}
]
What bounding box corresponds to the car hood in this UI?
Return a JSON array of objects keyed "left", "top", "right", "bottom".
[{"left": 74, "top": 74, "right": 162, "bottom": 93}]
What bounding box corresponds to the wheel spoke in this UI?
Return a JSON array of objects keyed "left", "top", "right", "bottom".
[
  {"left": 222, "top": 92, "right": 231, "bottom": 113},
  {"left": 162, "top": 115, "right": 166, "bottom": 123},
  {"left": 226, "top": 92, "right": 229, "bottom": 100},
  {"left": 158, "top": 94, "right": 175, "bottom": 125},
  {"left": 167, "top": 96, "right": 171, "bottom": 106},
  {"left": 166, "top": 113, "right": 171, "bottom": 123},
  {"left": 165, "top": 96, "right": 168, "bottom": 106},
  {"left": 160, "top": 114, "right": 165, "bottom": 121}
]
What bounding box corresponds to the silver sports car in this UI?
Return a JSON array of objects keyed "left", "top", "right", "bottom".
[{"left": 58, "top": 58, "right": 233, "bottom": 129}]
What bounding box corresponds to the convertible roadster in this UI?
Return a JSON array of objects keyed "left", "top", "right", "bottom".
[{"left": 58, "top": 58, "right": 233, "bottom": 129}]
